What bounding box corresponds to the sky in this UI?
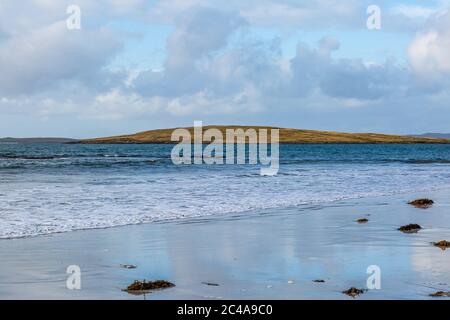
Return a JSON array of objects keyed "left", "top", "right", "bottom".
[{"left": 1, "top": 0, "right": 450, "bottom": 138}]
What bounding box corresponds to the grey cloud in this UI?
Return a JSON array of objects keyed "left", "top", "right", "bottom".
[
  {"left": 134, "top": 5, "right": 412, "bottom": 111},
  {"left": 166, "top": 6, "right": 246, "bottom": 70},
  {"left": 1, "top": 0, "right": 450, "bottom": 136},
  {"left": 134, "top": 6, "right": 247, "bottom": 97},
  {"left": 285, "top": 38, "right": 409, "bottom": 100},
  {"left": 148, "top": 0, "right": 369, "bottom": 29},
  {"left": 136, "top": 5, "right": 407, "bottom": 104},
  {"left": 319, "top": 59, "right": 408, "bottom": 100}
]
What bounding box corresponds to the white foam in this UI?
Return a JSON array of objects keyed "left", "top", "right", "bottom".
[{"left": 0, "top": 162, "right": 448, "bottom": 239}]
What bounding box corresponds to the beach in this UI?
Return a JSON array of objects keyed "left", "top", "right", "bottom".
[
  {"left": 4, "top": 0, "right": 450, "bottom": 304},
  {"left": 1, "top": 189, "right": 450, "bottom": 300}
]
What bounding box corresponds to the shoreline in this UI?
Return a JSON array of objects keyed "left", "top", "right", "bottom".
[
  {"left": 1, "top": 190, "right": 450, "bottom": 299},
  {"left": 1, "top": 186, "right": 447, "bottom": 241}
]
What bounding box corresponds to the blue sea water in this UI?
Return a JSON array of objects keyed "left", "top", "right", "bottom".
[{"left": 1, "top": 143, "right": 450, "bottom": 239}]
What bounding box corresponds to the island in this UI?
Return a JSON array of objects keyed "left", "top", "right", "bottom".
[{"left": 72, "top": 126, "right": 450, "bottom": 144}]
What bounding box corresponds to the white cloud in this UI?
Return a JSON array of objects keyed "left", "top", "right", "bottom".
[
  {"left": 84, "top": 89, "right": 162, "bottom": 120},
  {"left": 390, "top": 5, "right": 437, "bottom": 19},
  {"left": 409, "top": 11, "right": 450, "bottom": 78},
  {"left": 0, "top": 21, "right": 121, "bottom": 95},
  {"left": 2, "top": 0, "right": 450, "bottom": 136},
  {"left": 166, "top": 85, "right": 263, "bottom": 116},
  {"left": 165, "top": 6, "right": 246, "bottom": 73},
  {"left": 147, "top": 0, "right": 368, "bottom": 28}
]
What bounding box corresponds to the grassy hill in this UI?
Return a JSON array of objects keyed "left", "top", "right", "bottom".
[{"left": 74, "top": 126, "right": 450, "bottom": 144}]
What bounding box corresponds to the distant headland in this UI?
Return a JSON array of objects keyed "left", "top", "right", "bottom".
[{"left": 0, "top": 137, "right": 75, "bottom": 144}]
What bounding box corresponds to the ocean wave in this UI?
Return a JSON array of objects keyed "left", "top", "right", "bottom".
[
  {"left": 0, "top": 157, "right": 163, "bottom": 169},
  {"left": 0, "top": 155, "right": 60, "bottom": 160},
  {"left": 2, "top": 143, "right": 450, "bottom": 239},
  {"left": 1, "top": 159, "right": 450, "bottom": 172},
  {"left": 406, "top": 159, "right": 450, "bottom": 164},
  {"left": 280, "top": 159, "right": 450, "bottom": 164}
]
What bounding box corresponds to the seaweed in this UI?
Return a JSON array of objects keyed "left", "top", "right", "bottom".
[
  {"left": 430, "top": 291, "right": 450, "bottom": 297},
  {"left": 433, "top": 240, "right": 450, "bottom": 250},
  {"left": 124, "top": 280, "right": 175, "bottom": 294},
  {"left": 408, "top": 198, "right": 433, "bottom": 208},
  {"left": 342, "top": 287, "right": 366, "bottom": 298},
  {"left": 398, "top": 224, "right": 422, "bottom": 233}
]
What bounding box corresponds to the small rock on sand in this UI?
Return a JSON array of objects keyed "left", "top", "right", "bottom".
[
  {"left": 398, "top": 224, "right": 422, "bottom": 233},
  {"left": 408, "top": 198, "right": 433, "bottom": 208},
  {"left": 202, "top": 282, "right": 220, "bottom": 286},
  {"left": 342, "top": 287, "right": 366, "bottom": 298}
]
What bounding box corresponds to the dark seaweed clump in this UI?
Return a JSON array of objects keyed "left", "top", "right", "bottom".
[
  {"left": 398, "top": 224, "right": 422, "bottom": 233},
  {"left": 430, "top": 291, "right": 450, "bottom": 297},
  {"left": 408, "top": 198, "right": 433, "bottom": 208},
  {"left": 125, "top": 280, "right": 175, "bottom": 292},
  {"left": 342, "top": 287, "right": 366, "bottom": 298},
  {"left": 433, "top": 240, "right": 450, "bottom": 250}
]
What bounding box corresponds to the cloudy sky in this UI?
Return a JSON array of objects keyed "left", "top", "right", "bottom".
[{"left": 1, "top": 0, "right": 450, "bottom": 138}]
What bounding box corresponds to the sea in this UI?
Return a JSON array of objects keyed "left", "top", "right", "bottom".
[{"left": 1, "top": 143, "right": 450, "bottom": 239}]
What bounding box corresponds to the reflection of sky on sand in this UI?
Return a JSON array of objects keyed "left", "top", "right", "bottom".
[
  {"left": 1, "top": 190, "right": 450, "bottom": 299},
  {"left": 158, "top": 204, "right": 428, "bottom": 299}
]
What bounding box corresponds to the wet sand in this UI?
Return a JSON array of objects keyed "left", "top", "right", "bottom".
[{"left": 1, "top": 190, "right": 450, "bottom": 299}]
